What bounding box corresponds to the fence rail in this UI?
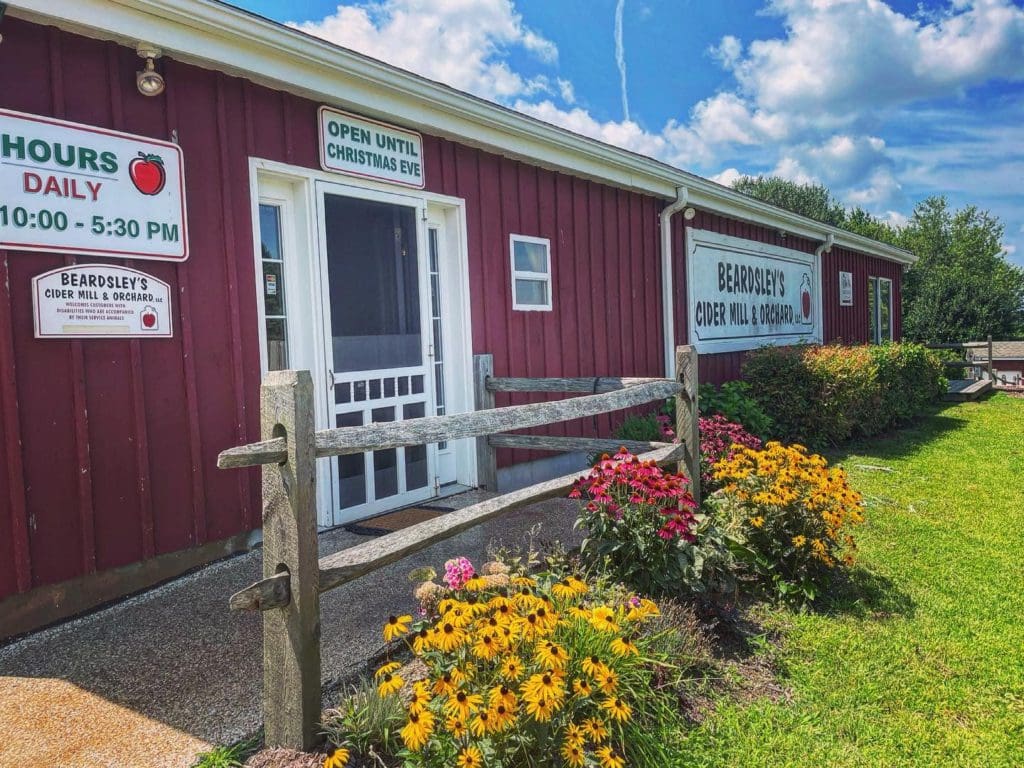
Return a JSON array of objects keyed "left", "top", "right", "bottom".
[
  {"left": 925, "top": 335, "right": 993, "bottom": 381},
  {"left": 217, "top": 347, "right": 699, "bottom": 750}
]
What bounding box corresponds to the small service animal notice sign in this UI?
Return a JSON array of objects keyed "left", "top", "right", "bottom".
[
  {"left": 686, "top": 228, "right": 818, "bottom": 354},
  {"left": 33, "top": 264, "right": 173, "bottom": 339},
  {"left": 319, "top": 106, "right": 424, "bottom": 188},
  {"left": 839, "top": 271, "right": 854, "bottom": 306},
  {"left": 0, "top": 108, "right": 188, "bottom": 261}
]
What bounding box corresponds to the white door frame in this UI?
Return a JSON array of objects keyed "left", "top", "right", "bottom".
[{"left": 248, "top": 158, "right": 476, "bottom": 527}]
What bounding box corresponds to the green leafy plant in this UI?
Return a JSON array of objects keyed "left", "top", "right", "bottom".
[
  {"left": 322, "top": 678, "right": 406, "bottom": 759},
  {"left": 698, "top": 381, "right": 774, "bottom": 439}
]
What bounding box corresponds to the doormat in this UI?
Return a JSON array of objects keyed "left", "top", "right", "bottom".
[{"left": 346, "top": 505, "right": 454, "bottom": 537}]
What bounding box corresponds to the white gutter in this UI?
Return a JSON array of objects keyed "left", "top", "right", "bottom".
[
  {"left": 6, "top": 0, "right": 917, "bottom": 267},
  {"left": 660, "top": 188, "right": 688, "bottom": 378},
  {"left": 814, "top": 233, "right": 835, "bottom": 260}
]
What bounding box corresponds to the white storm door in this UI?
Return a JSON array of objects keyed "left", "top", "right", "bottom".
[{"left": 315, "top": 182, "right": 437, "bottom": 524}]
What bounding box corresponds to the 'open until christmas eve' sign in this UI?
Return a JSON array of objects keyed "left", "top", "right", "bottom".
[
  {"left": 0, "top": 108, "right": 188, "bottom": 261},
  {"left": 319, "top": 106, "right": 424, "bottom": 188},
  {"left": 33, "top": 264, "right": 173, "bottom": 339}
]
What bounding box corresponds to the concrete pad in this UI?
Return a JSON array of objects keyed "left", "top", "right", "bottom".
[{"left": 0, "top": 492, "right": 580, "bottom": 768}]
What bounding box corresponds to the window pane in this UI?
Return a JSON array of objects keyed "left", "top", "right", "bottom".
[
  {"left": 513, "top": 239, "right": 548, "bottom": 273},
  {"left": 515, "top": 278, "right": 549, "bottom": 307},
  {"left": 372, "top": 407, "right": 398, "bottom": 498},
  {"left": 323, "top": 194, "right": 422, "bottom": 373},
  {"left": 879, "top": 281, "right": 892, "bottom": 342},
  {"left": 266, "top": 318, "right": 287, "bottom": 371},
  {"left": 403, "top": 402, "right": 428, "bottom": 490},
  {"left": 336, "top": 411, "right": 365, "bottom": 507},
  {"left": 259, "top": 204, "right": 282, "bottom": 261},
  {"left": 262, "top": 260, "right": 285, "bottom": 316}
]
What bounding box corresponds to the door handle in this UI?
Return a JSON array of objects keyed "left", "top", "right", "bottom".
[{"left": 327, "top": 369, "right": 335, "bottom": 392}]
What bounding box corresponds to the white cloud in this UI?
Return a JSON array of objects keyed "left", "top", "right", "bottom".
[
  {"left": 710, "top": 167, "right": 743, "bottom": 187},
  {"left": 557, "top": 78, "right": 576, "bottom": 104},
  {"left": 289, "top": 0, "right": 1024, "bottom": 250},
  {"left": 289, "top": 0, "right": 560, "bottom": 102},
  {"left": 728, "top": 0, "right": 1024, "bottom": 117},
  {"left": 709, "top": 35, "right": 743, "bottom": 68}
]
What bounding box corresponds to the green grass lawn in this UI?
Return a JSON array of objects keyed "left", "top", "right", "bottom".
[{"left": 680, "top": 393, "right": 1024, "bottom": 767}]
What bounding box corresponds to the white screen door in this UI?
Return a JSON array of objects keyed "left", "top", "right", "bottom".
[{"left": 316, "top": 182, "right": 437, "bottom": 523}]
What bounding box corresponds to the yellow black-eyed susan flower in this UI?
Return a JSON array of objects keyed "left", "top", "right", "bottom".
[
  {"left": 400, "top": 709, "right": 435, "bottom": 751},
  {"left": 382, "top": 614, "right": 412, "bottom": 642},
  {"left": 583, "top": 717, "right": 609, "bottom": 742},
  {"left": 561, "top": 740, "right": 585, "bottom": 767},
  {"left": 596, "top": 745, "right": 625, "bottom": 768},
  {"left": 443, "top": 689, "right": 483, "bottom": 721},
  {"left": 610, "top": 637, "right": 639, "bottom": 657},
  {"left": 456, "top": 745, "right": 483, "bottom": 768},
  {"left": 377, "top": 671, "right": 403, "bottom": 697},
  {"left": 601, "top": 696, "right": 632, "bottom": 722},
  {"left": 323, "top": 746, "right": 349, "bottom": 768},
  {"left": 374, "top": 661, "right": 400, "bottom": 679}
]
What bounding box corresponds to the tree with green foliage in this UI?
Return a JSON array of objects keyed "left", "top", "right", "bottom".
[
  {"left": 731, "top": 176, "right": 1024, "bottom": 341},
  {"left": 731, "top": 175, "right": 847, "bottom": 227},
  {"left": 899, "top": 197, "right": 1024, "bottom": 342}
]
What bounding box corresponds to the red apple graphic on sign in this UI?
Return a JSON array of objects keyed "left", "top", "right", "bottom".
[
  {"left": 141, "top": 305, "right": 158, "bottom": 330},
  {"left": 129, "top": 152, "right": 166, "bottom": 196},
  {"left": 800, "top": 274, "right": 812, "bottom": 321}
]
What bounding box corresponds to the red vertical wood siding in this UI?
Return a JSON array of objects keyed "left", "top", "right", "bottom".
[
  {"left": 674, "top": 212, "right": 905, "bottom": 385},
  {"left": 0, "top": 18, "right": 665, "bottom": 603}
]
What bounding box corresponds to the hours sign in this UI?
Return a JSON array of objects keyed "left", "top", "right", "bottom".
[
  {"left": 0, "top": 108, "right": 188, "bottom": 261},
  {"left": 686, "top": 228, "right": 819, "bottom": 354}
]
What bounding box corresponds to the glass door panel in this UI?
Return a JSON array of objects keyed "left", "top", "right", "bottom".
[{"left": 317, "top": 185, "right": 437, "bottom": 524}]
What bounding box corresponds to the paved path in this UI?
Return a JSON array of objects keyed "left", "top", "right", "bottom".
[{"left": 0, "top": 492, "right": 579, "bottom": 768}]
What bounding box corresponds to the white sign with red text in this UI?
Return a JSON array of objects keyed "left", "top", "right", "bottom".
[
  {"left": 686, "top": 228, "right": 820, "bottom": 354},
  {"left": 33, "top": 264, "right": 173, "bottom": 339},
  {"left": 0, "top": 108, "right": 188, "bottom": 261}
]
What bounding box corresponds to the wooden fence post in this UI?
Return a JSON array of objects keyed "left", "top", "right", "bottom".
[
  {"left": 987, "top": 334, "right": 994, "bottom": 382},
  {"left": 674, "top": 346, "right": 701, "bottom": 506},
  {"left": 260, "top": 370, "right": 321, "bottom": 750},
  {"left": 473, "top": 354, "right": 498, "bottom": 491}
]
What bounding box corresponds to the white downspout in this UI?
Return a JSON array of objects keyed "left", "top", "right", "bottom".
[
  {"left": 814, "top": 233, "right": 834, "bottom": 344},
  {"left": 660, "top": 186, "right": 688, "bottom": 378},
  {"left": 814, "top": 232, "right": 835, "bottom": 260}
]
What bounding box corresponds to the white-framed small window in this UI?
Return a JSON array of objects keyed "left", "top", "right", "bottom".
[
  {"left": 510, "top": 234, "right": 552, "bottom": 311},
  {"left": 868, "top": 276, "right": 893, "bottom": 344}
]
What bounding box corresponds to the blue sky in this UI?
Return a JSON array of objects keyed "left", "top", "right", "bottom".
[{"left": 234, "top": 0, "right": 1024, "bottom": 265}]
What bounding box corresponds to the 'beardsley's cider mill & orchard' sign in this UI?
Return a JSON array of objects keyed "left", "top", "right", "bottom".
[
  {"left": 686, "top": 228, "right": 819, "bottom": 354},
  {"left": 0, "top": 108, "right": 187, "bottom": 261}
]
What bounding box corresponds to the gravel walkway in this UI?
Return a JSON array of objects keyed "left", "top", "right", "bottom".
[{"left": 0, "top": 491, "right": 580, "bottom": 768}]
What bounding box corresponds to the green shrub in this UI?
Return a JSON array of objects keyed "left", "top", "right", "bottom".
[
  {"left": 868, "top": 343, "right": 946, "bottom": 427},
  {"left": 740, "top": 345, "right": 821, "bottom": 445},
  {"left": 698, "top": 380, "right": 774, "bottom": 439},
  {"left": 742, "top": 342, "right": 946, "bottom": 447}
]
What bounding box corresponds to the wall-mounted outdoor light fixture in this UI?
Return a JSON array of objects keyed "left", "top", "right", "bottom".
[{"left": 136, "top": 43, "right": 166, "bottom": 97}]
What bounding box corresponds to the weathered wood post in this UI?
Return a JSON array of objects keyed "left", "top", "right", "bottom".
[
  {"left": 987, "top": 334, "right": 994, "bottom": 382},
  {"left": 260, "top": 370, "right": 321, "bottom": 750},
  {"left": 473, "top": 354, "right": 498, "bottom": 491},
  {"left": 674, "top": 345, "right": 701, "bottom": 506}
]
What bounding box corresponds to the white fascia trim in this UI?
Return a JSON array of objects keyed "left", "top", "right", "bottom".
[{"left": 10, "top": 0, "right": 916, "bottom": 268}]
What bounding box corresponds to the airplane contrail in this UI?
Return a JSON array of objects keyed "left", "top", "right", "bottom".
[{"left": 615, "top": 0, "right": 630, "bottom": 122}]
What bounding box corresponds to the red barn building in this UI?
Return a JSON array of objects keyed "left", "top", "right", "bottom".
[{"left": 0, "top": 0, "right": 914, "bottom": 638}]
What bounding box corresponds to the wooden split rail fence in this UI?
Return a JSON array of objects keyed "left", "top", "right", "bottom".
[{"left": 216, "top": 346, "right": 700, "bottom": 750}]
